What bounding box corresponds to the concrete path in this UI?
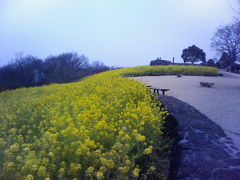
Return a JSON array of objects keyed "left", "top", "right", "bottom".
[
  {"left": 134, "top": 71, "right": 240, "bottom": 150},
  {"left": 160, "top": 95, "right": 240, "bottom": 180}
]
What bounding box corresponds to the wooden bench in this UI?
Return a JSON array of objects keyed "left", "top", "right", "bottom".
[
  {"left": 200, "top": 82, "right": 214, "bottom": 88},
  {"left": 153, "top": 88, "right": 169, "bottom": 95},
  {"left": 146, "top": 86, "right": 170, "bottom": 95}
]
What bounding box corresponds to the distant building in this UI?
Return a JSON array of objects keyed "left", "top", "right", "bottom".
[{"left": 150, "top": 57, "right": 172, "bottom": 66}]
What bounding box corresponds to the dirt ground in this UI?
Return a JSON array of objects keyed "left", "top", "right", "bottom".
[{"left": 134, "top": 70, "right": 240, "bottom": 150}]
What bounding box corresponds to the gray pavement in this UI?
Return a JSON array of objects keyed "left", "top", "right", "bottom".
[{"left": 134, "top": 71, "right": 240, "bottom": 150}]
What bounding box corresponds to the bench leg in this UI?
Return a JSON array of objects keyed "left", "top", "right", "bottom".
[
  {"left": 162, "top": 91, "right": 165, "bottom": 95},
  {"left": 154, "top": 89, "right": 159, "bottom": 94}
]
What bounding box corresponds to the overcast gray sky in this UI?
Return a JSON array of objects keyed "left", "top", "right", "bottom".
[{"left": 0, "top": 0, "right": 238, "bottom": 67}]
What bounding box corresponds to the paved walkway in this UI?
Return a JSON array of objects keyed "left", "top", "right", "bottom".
[
  {"left": 160, "top": 95, "right": 240, "bottom": 180},
  {"left": 134, "top": 71, "right": 240, "bottom": 150}
]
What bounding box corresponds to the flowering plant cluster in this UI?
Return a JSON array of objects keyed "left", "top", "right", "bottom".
[
  {"left": 120, "top": 65, "right": 218, "bottom": 77},
  {"left": 0, "top": 67, "right": 169, "bottom": 179}
]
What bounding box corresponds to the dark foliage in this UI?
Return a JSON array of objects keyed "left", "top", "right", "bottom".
[
  {"left": 0, "top": 52, "right": 112, "bottom": 91},
  {"left": 88, "top": 61, "right": 111, "bottom": 74},
  {"left": 218, "top": 52, "right": 232, "bottom": 68},
  {"left": 0, "top": 56, "right": 44, "bottom": 90},
  {"left": 206, "top": 59, "right": 215, "bottom": 67},
  {"left": 44, "top": 53, "right": 89, "bottom": 83},
  {"left": 181, "top": 45, "right": 206, "bottom": 64}
]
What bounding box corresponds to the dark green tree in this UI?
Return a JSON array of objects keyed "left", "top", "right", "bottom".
[
  {"left": 207, "top": 59, "right": 215, "bottom": 67},
  {"left": 181, "top": 45, "right": 206, "bottom": 64}
]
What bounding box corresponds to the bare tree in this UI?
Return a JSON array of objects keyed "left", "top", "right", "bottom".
[
  {"left": 88, "top": 61, "right": 110, "bottom": 73},
  {"left": 0, "top": 55, "right": 44, "bottom": 90},
  {"left": 211, "top": 22, "right": 240, "bottom": 62},
  {"left": 0, "top": 52, "right": 112, "bottom": 90},
  {"left": 44, "top": 52, "right": 89, "bottom": 83}
]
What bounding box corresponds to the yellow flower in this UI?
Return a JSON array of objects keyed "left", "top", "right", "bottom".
[
  {"left": 118, "top": 166, "right": 129, "bottom": 173},
  {"left": 144, "top": 146, "right": 153, "bottom": 155},
  {"left": 148, "top": 166, "right": 156, "bottom": 173},
  {"left": 58, "top": 167, "right": 65, "bottom": 175},
  {"left": 9, "top": 143, "right": 19, "bottom": 152},
  {"left": 125, "top": 160, "right": 131, "bottom": 165},
  {"left": 96, "top": 171, "right": 104, "bottom": 180},
  {"left": 4, "top": 161, "right": 15, "bottom": 171},
  {"left": 132, "top": 168, "right": 140, "bottom": 178},
  {"left": 16, "top": 155, "right": 22, "bottom": 162},
  {"left": 86, "top": 166, "right": 95, "bottom": 176},
  {"left": 48, "top": 152, "right": 54, "bottom": 158},
  {"left": 26, "top": 174, "right": 34, "bottom": 180},
  {"left": 37, "top": 166, "right": 47, "bottom": 177},
  {"left": 31, "top": 165, "right": 38, "bottom": 171},
  {"left": 136, "top": 134, "right": 146, "bottom": 142}
]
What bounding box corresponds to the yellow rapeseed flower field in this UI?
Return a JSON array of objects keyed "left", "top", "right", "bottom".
[
  {"left": 119, "top": 65, "right": 218, "bottom": 76},
  {"left": 0, "top": 65, "right": 217, "bottom": 179}
]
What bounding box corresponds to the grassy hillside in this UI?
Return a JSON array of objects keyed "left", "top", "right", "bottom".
[{"left": 0, "top": 65, "right": 217, "bottom": 179}]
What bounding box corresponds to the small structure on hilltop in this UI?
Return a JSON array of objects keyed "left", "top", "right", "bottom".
[{"left": 150, "top": 57, "right": 172, "bottom": 66}]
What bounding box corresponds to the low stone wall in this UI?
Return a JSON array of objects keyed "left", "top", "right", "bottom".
[{"left": 159, "top": 96, "right": 240, "bottom": 180}]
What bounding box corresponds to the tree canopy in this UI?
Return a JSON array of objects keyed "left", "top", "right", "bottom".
[
  {"left": 0, "top": 52, "right": 112, "bottom": 90},
  {"left": 207, "top": 59, "right": 215, "bottom": 67},
  {"left": 211, "top": 22, "right": 240, "bottom": 63},
  {"left": 44, "top": 53, "right": 89, "bottom": 83},
  {"left": 181, "top": 45, "right": 206, "bottom": 64},
  {"left": 219, "top": 52, "right": 232, "bottom": 68}
]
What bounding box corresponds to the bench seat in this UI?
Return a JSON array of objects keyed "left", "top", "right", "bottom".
[{"left": 153, "top": 88, "right": 169, "bottom": 95}]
